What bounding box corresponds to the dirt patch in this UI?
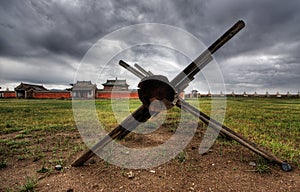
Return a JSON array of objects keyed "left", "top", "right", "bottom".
[{"left": 1, "top": 128, "right": 299, "bottom": 191}]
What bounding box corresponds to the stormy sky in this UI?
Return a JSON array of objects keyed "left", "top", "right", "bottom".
[{"left": 0, "top": 0, "right": 300, "bottom": 94}]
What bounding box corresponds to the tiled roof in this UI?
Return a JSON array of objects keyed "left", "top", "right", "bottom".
[
  {"left": 72, "top": 81, "right": 97, "bottom": 90},
  {"left": 102, "top": 79, "right": 129, "bottom": 87},
  {"left": 15, "top": 83, "right": 48, "bottom": 91}
]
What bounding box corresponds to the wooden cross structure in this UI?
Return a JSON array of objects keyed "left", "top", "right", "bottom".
[{"left": 72, "top": 20, "right": 292, "bottom": 171}]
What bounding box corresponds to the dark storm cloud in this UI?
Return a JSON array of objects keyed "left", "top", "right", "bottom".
[
  {"left": 0, "top": 1, "right": 107, "bottom": 58},
  {"left": 0, "top": 0, "right": 299, "bottom": 93},
  {"left": 186, "top": 0, "right": 300, "bottom": 93}
]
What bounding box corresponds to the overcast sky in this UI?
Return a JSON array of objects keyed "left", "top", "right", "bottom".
[{"left": 0, "top": 0, "right": 299, "bottom": 94}]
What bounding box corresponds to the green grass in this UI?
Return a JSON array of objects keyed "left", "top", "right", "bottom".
[
  {"left": 18, "top": 176, "right": 38, "bottom": 192},
  {"left": 0, "top": 159, "right": 7, "bottom": 168},
  {"left": 255, "top": 157, "right": 272, "bottom": 174},
  {"left": 0, "top": 99, "right": 79, "bottom": 167},
  {"left": 0, "top": 98, "right": 299, "bottom": 170},
  {"left": 177, "top": 150, "right": 188, "bottom": 163},
  {"left": 189, "top": 97, "right": 300, "bottom": 166}
]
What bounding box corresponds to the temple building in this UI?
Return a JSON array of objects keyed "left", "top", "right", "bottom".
[
  {"left": 71, "top": 81, "right": 97, "bottom": 99},
  {"left": 97, "top": 78, "right": 138, "bottom": 99},
  {"left": 101, "top": 78, "right": 129, "bottom": 91},
  {"left": 15, "top": 82, "right": 48, "bottom": 98}
]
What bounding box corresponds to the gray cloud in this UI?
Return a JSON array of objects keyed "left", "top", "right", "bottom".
[{"left": 0, "top": 0, "right": 299, "bottom": 93}]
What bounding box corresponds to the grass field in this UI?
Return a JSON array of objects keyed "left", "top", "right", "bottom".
[
  {"left": 0, "top": 97, "right": 299, "bottom": 172},
  {"left": 196, "top": 97, "right": 300, "bottom": 166}
]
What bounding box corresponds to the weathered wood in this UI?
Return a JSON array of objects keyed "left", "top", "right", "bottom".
[
  {"left": 72, "top": 20, "right": 292, "bottom": 171},
  {"left": 119, "top": 60, "right": 146, "bottom": 79},
  {"left": 171, "top": 20, "right": 245, "bottom": 91},
  {"left": 71, "top": 105, "right": 150, "bottom": 167},
  {"left": 134, "top": 63, "right": 151, "bottom": 77},
  {"left": 72, "top": 20, "right": 246, "bottom": 167}
]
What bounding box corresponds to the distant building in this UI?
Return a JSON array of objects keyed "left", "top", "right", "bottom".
[
  {"left": 71, "top": 81, "right": 97, "bottom": 99},
  {"left": 191, "top": 89, "right": 198, "bottom": 98},
  {"left": 6, "top": 79, "right": 138, "bottom": 99},
  {"left": 15, "top": 82, "right": 48, "bottom": 98},
  {"left": 220, "top": 91, "right": 225, "bottom": 97},
  {"left": 207, "top": 90, "right": 211, "bottom": 97},
  {"left": 14, "top": 82, "right": 71, "bottom": 99},
  {"left": 231, "top": 91, "right": 235, "bottom": 97},
  {"left": 4, "top": 80, "right": 300, "bottom": 100},
  {"left": 276, "top": 91, "right": 282, "bottom": 98},
  {"left": 97, "top": 78, "right": 138, "bottom": 99},
  {"left": 102, "top": 78, "right": 129, "bottom": 91}
]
